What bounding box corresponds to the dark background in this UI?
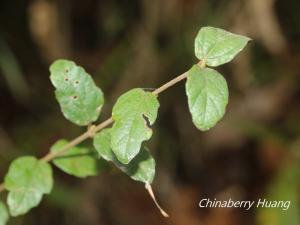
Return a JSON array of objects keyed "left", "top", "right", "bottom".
[{"left": 0, "top": 0, "right": 300, "bottom": 224}]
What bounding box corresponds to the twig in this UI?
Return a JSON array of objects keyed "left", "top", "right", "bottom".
[
  {"left": 152, "top": 72, "right": 188, "bottom": 95},
  {"left": 145, "top": 183, "right": 169, "bottom": 217},
  {"left": 41, "top": 117, "right": 114, "bottom": 162},
  {"left": 0, "top": 64, "right": 195, "bottom": 195}
]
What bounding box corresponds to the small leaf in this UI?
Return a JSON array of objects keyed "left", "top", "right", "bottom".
[
  {"left": 186, "top": 65, "right": 228, "bottom": 131},
  {"left": 116, "top": 147, "right": 155, "bottom": 183},
  {"left": 93, "top": 128, "right": 115, "bottom": 161},
  {"left": 51, "top": 139, "right": 100, "bottom": 178},
  {"left": 4, "top": 156, "right": 53, "bottom": 216},
  {"left": 195, "top": 26, "right": 250, "bottom": 66},
  {"left": 0, "top": 201, "right": 9, "bottom": 225},
  {"left": 93, "top": 129, "right": 155, "bottom": 183},
  {"left": 50, "top": 59, "right": 104, "bottom": 126},
  {"left": 110, "top": 88, "right": 159, "bottom": 164}
]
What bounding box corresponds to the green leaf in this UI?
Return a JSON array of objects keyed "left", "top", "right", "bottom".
[
  {"left": 50, "top": 59, "right": 104, "bottom": 126},
  {"left": 93, "top": 128, "right": 115, "bottom": 161},
  {"left": 110, "top": 88, "right": 159, "bottom": 164},
  {"left": 51, "top": 139, "right": 100, "bottom": 178},
  {"left": 186, "top": 65, "right": 228, "bottom": 131},
  {"left": 0, "top": 201, "right": 9, "bottom": 225},
  {"left": 93, "top": 129, "right": 155, "bottom": 183},
  {"left": 4, "top": 156, "right": 53, "bottom": 216},
  {"left": 116, "top": 147, "right": 155, "bottom": 183},
  {"left": 195, "top": 26, "right": 250, "bottom": 67}
]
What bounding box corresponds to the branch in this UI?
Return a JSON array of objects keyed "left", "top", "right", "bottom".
[
  {"left": 152, "top": 71, "right": 188, "bottom": 95},
  {"left": 0, "top": 65, "right": 193, "bottom": 192},
  {"left": 40, "top": 117, "right": 114, "bottom": 162}
]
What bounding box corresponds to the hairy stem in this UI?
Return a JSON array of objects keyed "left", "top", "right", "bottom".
[
  {"left": 0, "top": 64, "right": 195, "bottom": 192},
  {"left": 41, "top": 117, "right": 114, "bottom": 162},
  {"left": 152, "top": 71, "right": 188, "bottom": 95}
]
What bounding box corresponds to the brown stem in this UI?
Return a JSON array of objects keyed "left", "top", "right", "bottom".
[
  {"left": 152, "top": 72, "right": 188, "bottom": 95},
  {"left": 145, "top": 183, "right": 169, "bottom": 217},
  {"left": 41, "top": 117, "right": 114, "bottom": 162}
]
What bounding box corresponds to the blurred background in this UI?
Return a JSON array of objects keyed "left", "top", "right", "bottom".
[{"left": 0, "top": 0, "right": 300, "bottom": 224}]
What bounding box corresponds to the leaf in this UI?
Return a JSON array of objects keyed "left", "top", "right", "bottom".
[
  {"left": 93, "top": 129, "right": 155, "bottom": 183},
  {"left": 116, "top": 147, "right": 155, "bottom": 183},
  {"left": 110, "top": 88, "right": 159, "bottom": 164},
  {"left": 50, "top": 59, "right": 104, "bottom": 126},
  {"left": 0, "top": 201, "right": 9, "bottom": 225},
  {"left": 4, "top": 156, "right": 53, "bottom": 216},
  {"left": 194, "top": 26, "right": 250, "bottom": 67},
  {"left": 186, "top": 65, "right": 228, "bottom": 131},
  {"left": 93, "top": 128, "right": 115, "bottom": 161},
  {"left": 51, "top": 139, "right": 100, "bottom": 178}
]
